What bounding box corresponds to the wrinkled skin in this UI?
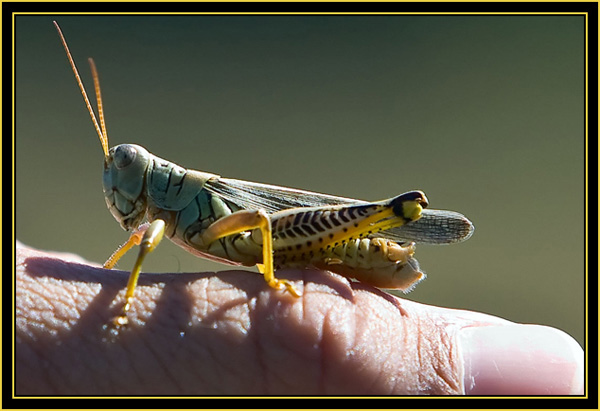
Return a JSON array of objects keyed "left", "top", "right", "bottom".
[{"left": 15, "top": 243, "right": 583, "bottom": 396}]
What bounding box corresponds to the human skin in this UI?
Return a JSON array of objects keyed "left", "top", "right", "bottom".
[{"left": 15, "top": 243, "right": 584, "bottom": 396}]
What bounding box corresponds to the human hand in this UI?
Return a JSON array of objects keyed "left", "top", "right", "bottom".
[{"left": 16, "top": 242, "right": 584, "bottom": 396}]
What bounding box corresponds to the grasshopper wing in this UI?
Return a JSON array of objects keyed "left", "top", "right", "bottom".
[
  {"left": 204, "top": 178, "right": 474, "bottom": 245},
  {"left": 205, "top": 178, "right": 359, "bottom": 211},
  {"left": 384, "top": 208, "right": 474, "bottom": 244}
]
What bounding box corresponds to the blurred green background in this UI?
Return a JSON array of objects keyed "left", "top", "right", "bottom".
[{"left": 16, "top": 15, "right": 585, "bottom": 346}]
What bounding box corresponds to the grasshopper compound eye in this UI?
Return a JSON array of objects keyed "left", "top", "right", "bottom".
[{"left": 114, "top": 145, "right": 137, "bottom": 169}]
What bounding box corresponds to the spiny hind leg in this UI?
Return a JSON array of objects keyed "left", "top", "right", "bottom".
[
  {"left": 316, "top": 238, "right": 424, "bottom": 291},
  {"left": 110, "top": 220, "right": 166, "bottom": 326},
  {"left": 201, "top": 210, "right": 301, "bottom": 297}
]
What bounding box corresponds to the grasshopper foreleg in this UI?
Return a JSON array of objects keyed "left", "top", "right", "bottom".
[
  {"left": 104, "top": 223, "right": 151, "bottom": 269},
  {"left": 112, "top": 219, "right": 165, "bottom": 326},
  {"left": 200, "top": 209, "right": 301, "bottom": 298}
]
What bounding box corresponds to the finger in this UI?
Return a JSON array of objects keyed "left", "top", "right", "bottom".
[
  {"left": 16, "top": 243, "right": 584, "bottom": 395},
  {"left": 459, "top": 323, "right": 584, "bottom": 395}
]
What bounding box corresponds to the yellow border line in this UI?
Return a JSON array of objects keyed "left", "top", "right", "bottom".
[{"left": 11, "top": 10, "right": 590, "bottom": 401}]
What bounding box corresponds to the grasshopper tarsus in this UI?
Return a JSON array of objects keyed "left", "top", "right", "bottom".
[{"left": 270, "top": 278, "right": 302, "bottom": 298}]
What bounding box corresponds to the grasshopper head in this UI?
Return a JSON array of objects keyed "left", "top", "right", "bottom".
[{"left": 102, "top": 144, "right": 151, "bottom": 230}]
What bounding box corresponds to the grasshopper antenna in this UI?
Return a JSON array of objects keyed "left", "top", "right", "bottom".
[
  {"left": 53, "top": 21, "right": 109, "bottom": 158},
  {"left": 87, "top": 58, "right": 108, "bottom": 143}
]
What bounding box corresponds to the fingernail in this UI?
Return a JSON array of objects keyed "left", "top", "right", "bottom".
[{"left": 458, "top": 324, "right": 584, "bottom": 395}]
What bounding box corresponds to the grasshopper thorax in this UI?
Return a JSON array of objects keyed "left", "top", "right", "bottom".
[{"left": 103, "top": 144, "right": 151, "bottom": 231}]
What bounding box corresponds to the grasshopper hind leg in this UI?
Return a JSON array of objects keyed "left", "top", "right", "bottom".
[
  {"left": 314, "top": 238, "right": 426, "bottom": 291},
  {"left": 200, "top": 209, "right": 301, "bottom": 298}
]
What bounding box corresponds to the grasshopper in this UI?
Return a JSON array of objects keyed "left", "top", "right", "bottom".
[{"left": 54, "top": 22, "right": 474, "bottom": 325}]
